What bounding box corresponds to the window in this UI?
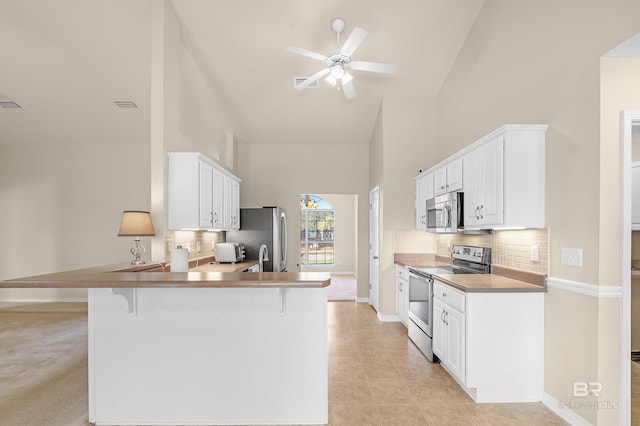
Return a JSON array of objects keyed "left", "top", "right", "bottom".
[{"left": 300, "top": 195, "right": 334, "bottom": 265}]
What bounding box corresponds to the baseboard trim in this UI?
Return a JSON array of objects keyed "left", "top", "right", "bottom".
[
  {"left": 547, "top": 276, "right": 622, "bottom": 298},
  {"left": 378, "top": 312, "right": 401, "bottom": 322},
  {"left": 541, "top": 392, "right": 591, "bottom": 426},
  {"left": 356, "top": 297, "right": 369, "bottom": 303}
]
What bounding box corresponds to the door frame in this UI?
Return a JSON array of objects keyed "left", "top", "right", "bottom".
[
  {"left": 369, "top": 186, "right": 380, "bottom": 311},
  {"left": 622, "top": 110, "right": 640, "bottom": 426}
]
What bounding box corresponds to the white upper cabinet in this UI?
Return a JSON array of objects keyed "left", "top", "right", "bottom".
[
  {"left": 433, "top": 157, "right": 463, "bottom": 197},
  {"left": 463, "top": 125, "right": 546, "bottom": 230},
  {"left": 463, "top": 135, "right": 504, "bottom": 227},
  {"left": 415, "top": 172, "right": 434, "bottom": 229},
  {"left": 223, "top": 175, "right": 240, "bottom": 230},
  {"left": 168, "top": 152, "right": 241, "bottom": 231}
]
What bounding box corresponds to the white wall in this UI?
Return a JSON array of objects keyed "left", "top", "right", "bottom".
[
  {"left": 369, "top": 96, "right": 438, "bottom": 315},
  {"left": 0, "top": 143, "right": 150, "bottom": 301},
  {"left": 0, "top": 0, "right": 238, "bottom": 301},
  {"left": 235, "top": 143, "right": 370, "bottom": 294},
  {"left": 436, "top": 1, "right": 640, "bottom": 423}
]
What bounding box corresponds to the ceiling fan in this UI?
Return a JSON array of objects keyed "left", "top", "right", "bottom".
[{"left": 287, "top": 18, "right": 397, "bottom": 99}]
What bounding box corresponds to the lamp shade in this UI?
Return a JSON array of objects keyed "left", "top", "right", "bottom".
[{"left": 117, "top": 211, "right": 156, "bottom": 236}]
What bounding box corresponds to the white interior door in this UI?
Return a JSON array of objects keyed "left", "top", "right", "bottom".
[{"left": 369, "top": 186, "right": 380, "bottom": 311}]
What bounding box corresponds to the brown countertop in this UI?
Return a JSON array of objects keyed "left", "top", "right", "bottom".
[
  {"left": 0, "top": 263, "right": 330, "bottom": 289},
  {"left": 192, "top": 260, "right": 258, "bottom": 273},
  {"left": 394, "top": 252, "right": 546, "bottom": 293},
  {"left": 394, "top": 253, "right": 452, "bottom": 268},
  {"left": 434, "top": 273, "right": 545, "bottom": 293}
]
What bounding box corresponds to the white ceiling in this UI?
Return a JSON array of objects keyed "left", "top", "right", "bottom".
[{"left": 0, "top": 0, "right": 485, "bottom": 147}]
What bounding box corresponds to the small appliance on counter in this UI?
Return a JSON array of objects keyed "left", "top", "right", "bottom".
[{"left": 215, "top": 243, "right": 245, "bottom": 263}]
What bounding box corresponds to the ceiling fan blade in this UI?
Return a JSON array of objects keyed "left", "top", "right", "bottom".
[
  {"left": 341, "top": 80, "right": 357, "bottom": 99},
  {"left": 295, "top": 67, "right": 331, "bottom": 90},
  {"left": 286, "top": 46, "right": 327, "bottom": 62},
  {"left": 341, "top": 27, "right": 368, "bottom": 57},
  {"left": 350, "top": 61, "right": 398, "bottom": 74}
]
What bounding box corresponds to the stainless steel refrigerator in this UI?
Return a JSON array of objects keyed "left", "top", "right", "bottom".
[{"left": 225, "top": 207, "right": 288, "bottom": 272}]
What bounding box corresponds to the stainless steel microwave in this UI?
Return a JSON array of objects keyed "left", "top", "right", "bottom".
[{"left": 426, "top": 192, "right": 464, "bottom": 233}]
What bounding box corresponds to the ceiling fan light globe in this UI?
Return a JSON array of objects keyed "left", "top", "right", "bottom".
[
  {"left": 325, "top": 74, "right": 337, "bottom": 87},
  {"left": 331, "top": 65, "right": 344, "bottom": 79}
]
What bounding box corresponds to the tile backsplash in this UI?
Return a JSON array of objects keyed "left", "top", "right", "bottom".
[
  {"left": 395, "top": 228, "right": 548, "bottom": 275},
  {"left": 165, "top": 230, "right": 223, "bottom": 262},
  {"left": 490, "top": 229, "right": 548, "bottom": 274}
]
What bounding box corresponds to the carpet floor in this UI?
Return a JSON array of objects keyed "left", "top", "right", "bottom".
[
  {"left": 327, "top": 274, "right": 357, "bottom": 301},
  {"left": 0, "top": 302, "right": 88, "bottom": 426}
]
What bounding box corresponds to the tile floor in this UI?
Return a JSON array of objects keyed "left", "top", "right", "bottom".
[{"left": 328, "top": 301, "right": 568, "bottom": 425}]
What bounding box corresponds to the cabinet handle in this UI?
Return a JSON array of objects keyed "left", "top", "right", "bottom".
[
  {"left": 445, "top": 311, "right": 448, "bottom": 326},
  {"left": 479, "top": 204, "right": 484, "bottom": 219},
  {"left": 441, "top": 311, "right": 445, "bottom": 322},
  {"left": 475, "top": 206, "right": 480, "bottom": 220},
  {"left": 442, "top": 292, "right": 447, "bottom": 298}
]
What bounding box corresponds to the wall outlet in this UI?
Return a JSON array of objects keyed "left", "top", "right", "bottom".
[
  {"left": 561, "top": 248, "right": 582, "bottom": 267},
  {"left": 530, "top": 245, "right": 539, "bottom": 262}
]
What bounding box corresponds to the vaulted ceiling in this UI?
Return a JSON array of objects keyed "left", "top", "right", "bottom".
[{"left": 0, "top": 0, "right": 485, "bottom": 147}]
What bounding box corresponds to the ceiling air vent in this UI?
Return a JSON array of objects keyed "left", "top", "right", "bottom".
[
  {"left": 113, "top": 100, "right": 138, "bottom": 108},
  {"left": 294, "top": 77, "right": 319, "bottom": 89},
  {"left": 0, "top": 100, "right": 22, "bottom": 108}
]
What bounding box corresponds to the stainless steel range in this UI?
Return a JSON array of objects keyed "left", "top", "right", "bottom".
[{"left": 407, "top": 245, "right": 491, "bottom": 362}]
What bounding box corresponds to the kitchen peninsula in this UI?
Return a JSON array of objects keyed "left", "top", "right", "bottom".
[{"left": 1, "top": 264, "right": 331, "bottom": 426}]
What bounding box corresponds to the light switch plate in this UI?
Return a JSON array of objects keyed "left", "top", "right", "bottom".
[{"left": 561, "top": 248, "right": 582, "bottom": 267}]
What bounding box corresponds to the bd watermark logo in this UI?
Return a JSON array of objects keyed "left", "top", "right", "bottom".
[
  {"left": 561, "top": 382, "right": 618, "bottom": 409},
  {"left": 573, "top": 382, "right": 602, "bottom": 397}
]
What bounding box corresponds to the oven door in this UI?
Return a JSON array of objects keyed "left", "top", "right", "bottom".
[{"left": 408, "top": 272, "right": 433, "bottom": 336}]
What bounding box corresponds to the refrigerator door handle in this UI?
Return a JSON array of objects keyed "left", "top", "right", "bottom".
[{"left": 281, "top": 211, "right": 287, "bottom": 271}]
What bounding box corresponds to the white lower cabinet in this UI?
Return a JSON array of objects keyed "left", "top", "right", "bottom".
[
  {"left": 432, "top": 279, "right": 544, "bottom": 402},
  {"left": 395, "top": 265, "right": 409, "bottom": 327},
  {"left": 433, "top": 283, "right": 466, "bottom": 384}
]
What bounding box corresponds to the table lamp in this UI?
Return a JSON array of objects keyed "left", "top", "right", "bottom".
[{"left": 118, "top": 211, "right": 156, "bottom": 265}]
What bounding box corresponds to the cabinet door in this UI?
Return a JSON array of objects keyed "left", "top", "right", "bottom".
[
  {"left": 223, "top": 176, "right": 233, "bottom": 229},
  {"left": 395, "top": 273, "right": 409, "bottom": 327},
  {"left": 231, "top": 179, "right": 240, "bottom": 230},
  {"left": 223, "top": 176, "right": 240, "bottom": 230},
  {"left": 432, "top": 299, "right": 446, "bottom": 359},
  {"left": 446, "top": 158, "right": 463, "bottom": 192},
  {"left": 433, "top": 167, "right": 447, "bottom": 196},
  {"left": 212, "top": 168, "right": 224, "bottom": 228},
  {"left": 415, "top": 173, "right": 434, "bottom": 229},
  {"left": 463, "top": 137, "right": 504, "bottom": 227},
  {"left": 463, "top": 151, "right": 482, "bottom": 226},
  {"left": 198, "top": 160, "right": 214, "bottom": 228},
  {"left": 444, "top": 307, "right": 466, "bottom": 384},
  {"left": 478, "top": 136, "right": 504, "bottom": 225}
]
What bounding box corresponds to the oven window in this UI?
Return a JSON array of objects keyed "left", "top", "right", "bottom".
[{"left": 409, "top": 276, "right": 430, "bottom": 328}]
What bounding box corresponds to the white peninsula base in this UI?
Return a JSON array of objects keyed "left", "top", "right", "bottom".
[{"left": 88, "top": 287, "right": 328, "bottom": 425}]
